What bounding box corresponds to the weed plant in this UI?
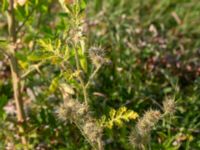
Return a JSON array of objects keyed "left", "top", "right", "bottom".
[{"left": 0, "top": 0, "right": 199, "bottom": 150}]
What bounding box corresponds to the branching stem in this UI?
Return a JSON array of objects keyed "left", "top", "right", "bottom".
[{"left": 21, "top": 61, "right": 44, "bottom": 79}]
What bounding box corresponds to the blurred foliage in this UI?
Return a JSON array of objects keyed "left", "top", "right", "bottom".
[
  {"left": 0, "top": 0, "right": 200, "bottom": 149},
  {"left": 87, "top": 0, "right": 200, "bottom": 149}
]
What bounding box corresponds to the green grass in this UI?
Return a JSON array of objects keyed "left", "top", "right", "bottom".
[{"left": 87, "top": 0, "right": 200, "bottom": 149}]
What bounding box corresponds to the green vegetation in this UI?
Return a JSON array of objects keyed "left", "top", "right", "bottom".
[{"left": 0, "top": 0, "right": 200, "bottom": 149}]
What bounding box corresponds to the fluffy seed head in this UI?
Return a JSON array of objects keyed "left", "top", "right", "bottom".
[
  {"left": 129, "top": 129, "right": 149, "bottom": 149},
  {"left": 56, "top": 99, "right": 75, "bottom": 121},
  {"left": 82, "top": 119, "right": 103, "bottom": 144},
  {"left": 163, "top": 98, "right": 176, "bottom": 115},
  {"left": 89, "top": 46, "right": 106, "bottom": 67},
  {"left": 129, "top": 109, "right": 161, "bottom": 149},
  {"left": 56, "top": 98, "right": 88, "bottom": 121},
  {"left": 57, "top": 92, "right": 103, "bottom": 148},
  {"left": 136, "top": 109, "right": 161, "bottom": 135}
]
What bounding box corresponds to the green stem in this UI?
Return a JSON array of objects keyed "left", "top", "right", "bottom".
[
  {"left": 85, "top": 65, "right": 101, "bottom": 89},
  {"left": 74, "top": 48, "right": 88, "bottom": 104},
  {"left": 16, "top": 6, "right": 36, "bottom": 34},
  {"left": 73, "top": 121, "right": 97, "bottom": 150},
  {"left": 21, "top": 61, "right": 44, "bottom": 79}
]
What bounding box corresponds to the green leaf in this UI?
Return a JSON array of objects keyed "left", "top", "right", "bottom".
[
  {"left": 1, "top": 0, "right": 8, "bottom": 12},
  {"left": 16, "top": 52, "right": 27, "bottom": 62},
  {"left": 55, "top": 39, "right": 61, "bottom": 52},
  {"left": 0, "top": 95, "right": 8, "bottom": 118},
  {"left": 38, "top": 39, "right": 54, "bottom": 52},
  {"left": 0, "top": 95, "right": 8, "bottom": 110},
  {"left": 78, "top": 47, "right": 87, "bottom": 72},
  {"left": 0, "top": 40, "right": 9, "bottom": 50},
  {"left": 49, "top": 77, "right": 60, "bottom": 93},
  {"left": 80, "top": 0, "right": 86, "bottom": 9},
  {"left": 28, "top": 51, "right": 53, "bottom": 61}
]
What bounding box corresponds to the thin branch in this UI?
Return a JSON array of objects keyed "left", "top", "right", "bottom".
[
  {"left": 73, "top": 121, "right": 97, "bottom": 150},
  {"left": 16, "top": 6, "right": 36, "bottom": 34},
  {"left": 7, "top": 0, "right": 27, "bottom": 147},
  {"left": 7, "top": 0, "right": 16, "bottom": 42},
  {"left": 85, "top": 65, "right": 101, "bottom": 89},
  {"left": 21, "top": 61, "right": 44, "bottom": 79},
  {"left": 74, "top": 47, "right": 88, "bottom": 104}
]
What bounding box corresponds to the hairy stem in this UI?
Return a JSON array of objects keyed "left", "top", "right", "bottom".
[
  {"left": 97, "top": 138, "right": 104, "bottom": 150},
  {"left": 85, "top": 65, "right": 101, "bottom": 89},
  {"left": 73, "top": 121, "right": 97, "bottom": 150},
  {"left": 74, "top": 48, "right": 88, "bottom": 104}
]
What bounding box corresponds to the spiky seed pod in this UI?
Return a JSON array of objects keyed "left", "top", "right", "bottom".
[
  {"left": 89, "top": 47, "right": 106, "bottom": 67},
  {"left": 69, "top": 27, "right": 83, "bottom": 45},
  {"left": 56, "top": 99, "right": 103, "bottom": 148},
  {"left": 56, "top": 104, "right": 67, "bottom": 121},
  {"left": 56, "top": 98, "right": 88, "bottom": 121},
  {"left": 136, "top": 109, "right": 161, "bottom": 135},
  {"left": 82, "top": 119, "right": 103, "bottom": 147},
  {"left": 56, "top": 99, "right": 76, "bottom": 121},
  {"left": 163, "top": 98, "right": 176, "bottom": 115},
  {"left": 129, "top": 129, "right": 149, "bottom": 150},
  {"left": 129, "top": 110, "right": 161, "bottom": 149},
  {"left": 56, "top": 95, "right": 103, "bottom": 149},
  {"left": 74, "top": 102, "right": 88, "bottom": 117}
]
